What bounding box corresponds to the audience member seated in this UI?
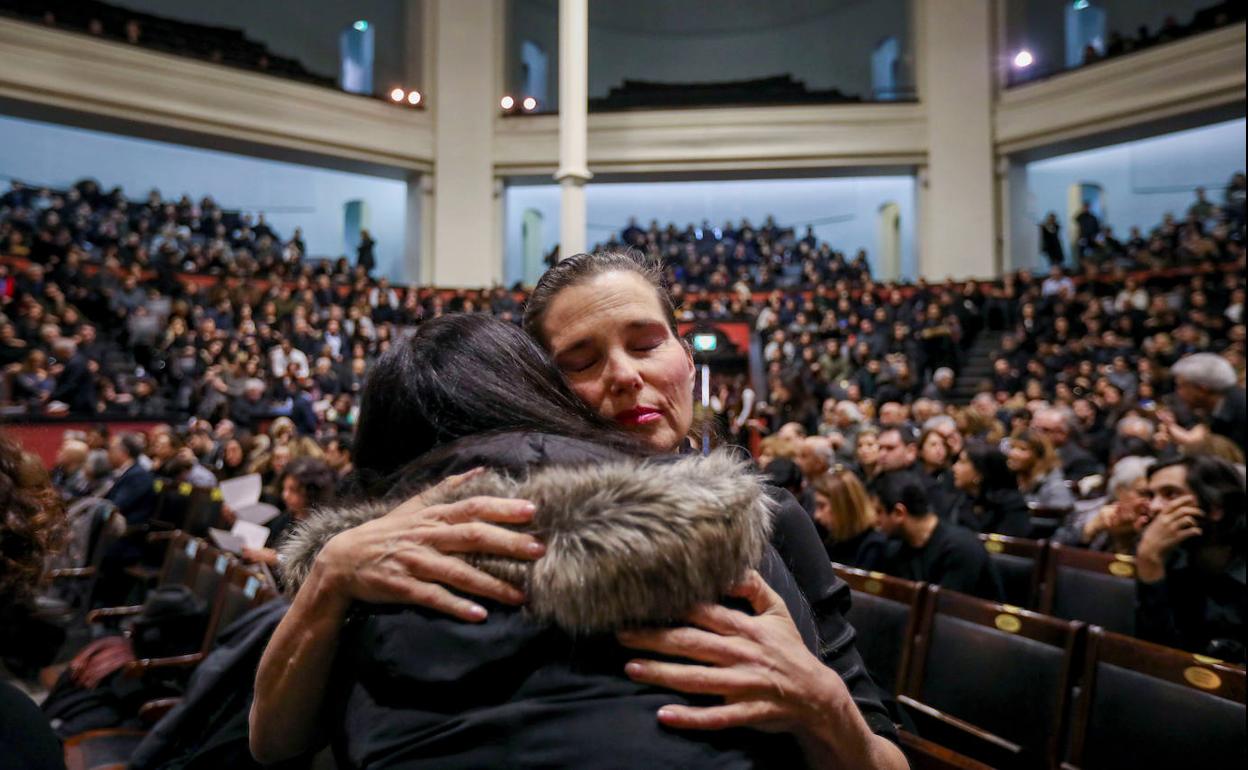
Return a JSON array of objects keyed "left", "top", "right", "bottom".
[
  {"left": 948, "top": 440, "right": 1031, "bottom": 538},
  {"left": 1053, "top": 455, "right": 1156, "bottom": 555},
  {"left": 1032, "top": 407, "right": 1105, "bottom": 484},
  {"left": 1136, "top": 455, "right": 1246, "bottom": 662},
  {"left": 812, "top": 468, "right": 888, "bottom": 571},
  {"left": 1006, "top": 430, "right": 1076, "bottom": 509},
  {"left": 239, "top": 455, "right": 335, "bottom": 571},
  {"left": 1163, "top": 352, "right": 1247, "bottom": 453},
  {"left": 872, "top": 470, "right": 1003, "bottom": 601}
]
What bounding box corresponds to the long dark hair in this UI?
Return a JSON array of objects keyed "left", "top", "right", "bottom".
[
  {"left": 963, "top": 439, "right": 1018, "bottom": 494},
  {"left": 352, "top": 314, "right": 643, "bottom": 485}
]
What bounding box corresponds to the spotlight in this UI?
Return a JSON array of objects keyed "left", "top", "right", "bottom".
[
  {"left": 407, "top": 90, "right": 422, "bottom": 105},
  {"left": 500, "top": 95, "right": 515, "bottom": 110},
  {"left": 522, "top": 96, "right": 538, "bottom": 112},
  {"left": 1013, "top": 50, "right": 1034, "bottom": 68},
  {"left": 390, "top": 87, "right": 405, "bottom": 102},
  {"left": 1073, "top": 0, "right": 1089, "bottom": 10},
  {"left": 353, "top": 20, "right": 369, "bottom": 31}
]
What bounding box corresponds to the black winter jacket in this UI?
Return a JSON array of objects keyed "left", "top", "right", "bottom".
[{"left": 282, "top": 433, "right": 896, "bottom": 768}]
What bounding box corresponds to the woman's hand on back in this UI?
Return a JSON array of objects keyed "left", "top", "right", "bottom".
[
  {"left": 617, "top": 570, "right": 904, "bottom": 768},
  {"left": 313, "top": 468, "right": 545, "bottom": 621}
]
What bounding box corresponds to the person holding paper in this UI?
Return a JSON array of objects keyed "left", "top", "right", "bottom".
[{"left": 240, "top": 457, "right": 336, "bottom": 569}]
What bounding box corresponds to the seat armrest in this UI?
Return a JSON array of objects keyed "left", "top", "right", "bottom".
[
  {"left": 897, "top": 695, "right": 1023, "bottom": 765},
  {"left": 86, "top": 606, "right": 144, "bottom": 624},
  {"left": 139, "top": 697, "right": 182, "bottom": 725},
  {"left": 123, "top": 652, "right": 204, "bottom": 678},
  {"left": 48, "top": 567, "right": 96, "bottom": 579},
  {"left": 147, "top": 529, "right": 180, "bottom": 542}
]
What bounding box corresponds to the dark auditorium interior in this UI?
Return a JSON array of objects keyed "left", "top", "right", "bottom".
[{"left": 0, "top": 1, "right": 1245, "bottom": 769}]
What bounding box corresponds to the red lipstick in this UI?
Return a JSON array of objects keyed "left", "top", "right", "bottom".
[{"left": 614, "top": 406, "right": 663, "bottom": 426}]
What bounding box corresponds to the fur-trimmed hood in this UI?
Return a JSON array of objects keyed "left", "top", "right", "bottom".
[{"left": 280, "top": 449, "right": 774, "bottom": 634}]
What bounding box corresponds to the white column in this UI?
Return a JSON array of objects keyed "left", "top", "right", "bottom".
[
  {"left": 556, "top": 0, "right": 591, "bottom": 258},
  {"left": 915, "top": 0, "right": 997, "bottom": 279},
  {"left": 430, "top": 0, "right": 503, "bottom": 287}
]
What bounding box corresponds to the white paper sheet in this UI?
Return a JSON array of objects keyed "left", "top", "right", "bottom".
[
  {"left": 231, "top": 520, "right": 271, "bottom": 551},
  {"left": 234, "top": 502, "right": 282, "bottom": 526},
  {"left": 208, "top": 527, "right": 245, "bottom": 555},
  {"left": 219, "top": 474, "right": 262, "bottom": 510}
]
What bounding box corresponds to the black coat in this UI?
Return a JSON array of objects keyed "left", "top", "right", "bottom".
[
  {"left": 947, "top": 488, "right": 1031, "bottom": 538},
  {"left": 51, "top": 352, "right": 96, "bottom": 414},
  {"left": 303, "top": 433, "right": 896, "bottom": 767}
]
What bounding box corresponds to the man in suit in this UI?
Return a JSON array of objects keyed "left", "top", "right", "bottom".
[
  {"left": 105, "top": 433, "right": 156, "bottom": 526},
  {"left": 97, "top": 432, "right": 158, "bottom": 602},
  {"left": 49, "top": 338, "right": 96, "bottom": 415}
]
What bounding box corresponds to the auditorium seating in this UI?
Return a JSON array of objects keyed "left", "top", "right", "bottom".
[
  {"left": 899, "top": 588, "right": 1080, "bottom": 769},
  {"left": 1040, "top": 545, "right": 1138, "bottom": 636},
  {"left": 61, "top": 532, "right": 278, "bottom": 770},
  {"left": 1063, "top": 629, "right": 1246, "bottom": 770},
  {"left": 834, "top": 561, "right": 1248, "bottom": 769},
  {"left": 835, "top": 565, "right": 924, "bottom": 698},
  {"left": 979, "top": 534, "right": 1046, "bottom": 610}
]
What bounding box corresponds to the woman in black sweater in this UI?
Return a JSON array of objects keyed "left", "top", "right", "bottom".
[{"left": 949, "top": 439, "right": 1032, "bottom": 537}]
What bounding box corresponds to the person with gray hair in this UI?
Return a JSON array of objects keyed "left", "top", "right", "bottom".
[
  {"left": 1053, "top": 455, "right": 1156, "bottom": 553},
  {"left": 1162, "top": 353, "right": 1246, "bottom": 453}
]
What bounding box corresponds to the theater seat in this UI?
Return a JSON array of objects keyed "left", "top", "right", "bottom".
[
  {"left": 1063, "top": 628, "right": 1246, "bottom": 770},
  {"left": 899, "top": 587, "right": 1081, "bottom": 769},
  {"left": 978, "top": 534, "right": 1045, "bottom": 609},
  {"left": 833, "top": 564, "right": 925, "bottom": 696},
  {"left": 1040, "top": 544, "right": 1137, "bottom": 635},
  {"left": 900, "top": 730, "right": 995, "bottom": 770}
]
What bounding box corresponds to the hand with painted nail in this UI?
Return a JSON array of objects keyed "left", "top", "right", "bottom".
[{"left": 316, "top": 467, "right": 545, "bottom": 621}]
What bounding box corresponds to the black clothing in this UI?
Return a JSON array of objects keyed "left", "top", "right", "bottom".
[
  {"left": 50, "top": 352, "right": 96, "bottom": 414},
  {"left": 947, "top": 488, "right": 1031, "bottom": 538},
  {"left": 825, "top": 527, "right": 889, "bottom": 571},
  {"left": 105, "top": 464, "right": 157, "bottom": 525},
  {"left": 325, "top": 432, "right": 896, "bottom": 766},
  {"left": 1136, "top": 546, "right": 1246, "bottom": 663},
  {"left": 1040, "top": 222, "right": 1064, "bottom": 266},
  {"left": 1211, "top": 389, "right": 1247, "bottom": 454},
  {"left": 0, "top": 680, "right": 64, "bottom": 770},
  {"left": 884, "top": 520, "right": 1003, "bottom": 601},
  {"left": 1058, "top": 442, "right": 1104, "bottom": 482}
]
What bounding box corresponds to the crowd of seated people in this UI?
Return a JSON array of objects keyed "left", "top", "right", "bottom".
[
  {"left": 0, "top": 0, "right": 335, "bottom": 88},
  {"left": 1008, "top": 0, "right": 1245, "bottom": 85}
]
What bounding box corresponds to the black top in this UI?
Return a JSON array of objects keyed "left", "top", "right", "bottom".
[
  {"left": 0, "top": 680, "right": 65, "bottom": 770},
  {"left": 947, "top": 488, "right": 1031, "bottom": 538},
  {"left": 884, "top": 520, "right": 1003, "bottom": 601},
  {"left": 329, "top": 432, "right": 896, "bottom": 768},
  {"left": 1211, "top": 389, "right": 1247, "bottom": 454},
  {"left": 1137, "top": 545, "right": 1246, "bottom": 663},
  {"left": 825, "top": 527, "right": 889, "bottom": 572}
]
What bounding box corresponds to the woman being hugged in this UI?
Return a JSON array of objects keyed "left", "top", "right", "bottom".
[{"left": 251, "top": 252, "right": 904, "bottom": 769}]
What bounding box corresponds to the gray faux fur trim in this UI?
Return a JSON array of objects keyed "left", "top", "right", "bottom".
[{"left": 279, "top": 451, "right": 774, "bottom": 633}]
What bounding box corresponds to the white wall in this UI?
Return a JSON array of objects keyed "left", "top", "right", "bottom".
[
  {"left": 508, "top": 0, "right": 913, "bottom": 110},
  {"left": 504, "top": 175, "right": 917, "bottom": 285},
  {"left": 0, "top": 114, "right": 409, "bottom": 280},
  {"left": 1019, "top": 118, "right": 1246, "bottom": 267}
]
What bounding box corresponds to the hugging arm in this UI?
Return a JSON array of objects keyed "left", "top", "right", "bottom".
[{"left": 249, "top": 471, "right": 543, "bottom": 764}]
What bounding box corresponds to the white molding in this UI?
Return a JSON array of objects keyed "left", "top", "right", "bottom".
[
  {"left": 995, "top": 24, "right": 1246, "bottom": 154},
  {"left": 494, "top": 102, "right": 929, "bottom": 176},
  {"left": 0, "top": 18, "right": 434, "bottom": 170}
]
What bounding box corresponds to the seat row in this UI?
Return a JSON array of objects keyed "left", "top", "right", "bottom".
[
  {"left": 62, "top": 531, "right": 278, "bottom": 770},
  {"left": 835, "top": 564, "right": 1246, "bottom": 770}
]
